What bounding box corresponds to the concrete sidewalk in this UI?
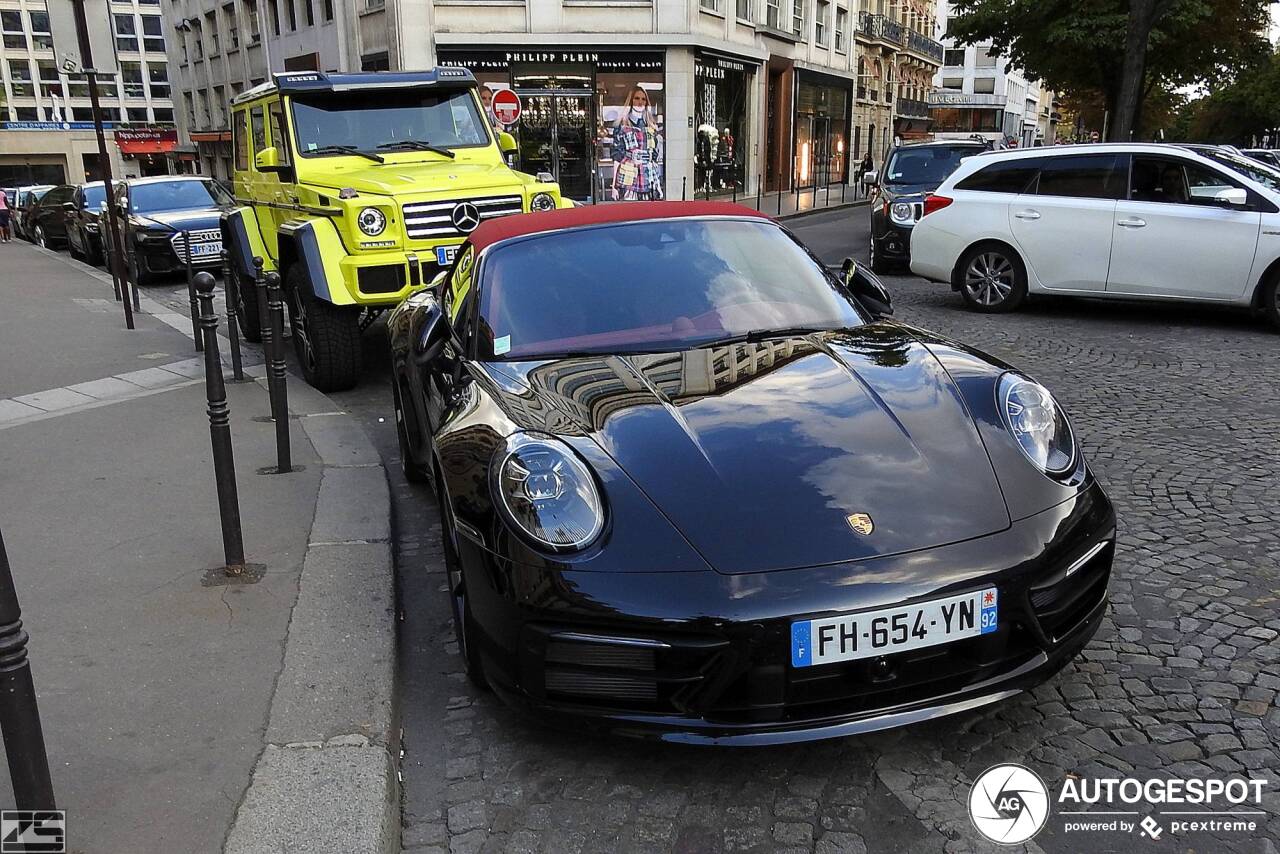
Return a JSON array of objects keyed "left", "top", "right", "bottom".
[{"left": 0, "top": 242, "right": 396, "bottom": 853}]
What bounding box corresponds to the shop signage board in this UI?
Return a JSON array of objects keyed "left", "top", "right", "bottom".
[{"left": 115, "top": 127, "right": 179, "bottom": 154}]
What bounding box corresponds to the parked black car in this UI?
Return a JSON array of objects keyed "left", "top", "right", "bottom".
[
  {"left": 101, "top": 177, "right": 235, "bottom": 284},
  {"left": 27, "top": 184, "right": 83, "bottom": 249},
  {"left": 12, "top": 185, "right": 53, "bottom": 241},
  {"left": 867, "top": 140, "right": 988, "bottom": 273},
  {"left": 66, "top": 182, "right": 116, "bottom": 265},
  {"left": 388, "top": 202, "right": 1115, "bottom": 744}
]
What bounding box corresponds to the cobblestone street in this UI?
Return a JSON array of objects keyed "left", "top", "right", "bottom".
[{"left": 146, "top": 207, "right": 1280, "bottom": 853}]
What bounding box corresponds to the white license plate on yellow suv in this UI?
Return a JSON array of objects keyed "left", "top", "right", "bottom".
[{"left": 791, "top": 588, "right": 998, "bottom": 668}]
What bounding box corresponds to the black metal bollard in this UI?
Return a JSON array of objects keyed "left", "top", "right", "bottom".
[
  {"left": 195, "top": 272, "right": 246, "bottom": 575},
  {"left": 0, "top": 529, "right": 55, "bottom": 811},
  {"left": 756, "top": 173, "right": 762, "bottom": 212},
  {"left": 253, "top": 256, "right": 272, "bottom": 359},
  {"left": 184, "top": 231, "right": 202, "bottom": 352},
  {"left": 220, "top": 250, "right": 245, "bottom": 382},
  {"left": 265, "top": 272, "right": 291, "bottom": 474}
]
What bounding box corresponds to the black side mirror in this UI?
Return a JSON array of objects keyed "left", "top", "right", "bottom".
[
  {"left": 841, "top": 257, "right": 894, "bottom": 319},
  {"left": 413, "top": 302, "right": 450, "bottom": 366}
]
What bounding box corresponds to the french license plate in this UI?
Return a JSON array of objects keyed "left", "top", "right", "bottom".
[
  {"left": 791, "top": 588, "right": 998, "bottom": 668},
  {"left": 436, "top": 245, "right": 458, "bottom": 266},
  {"left": 189, "top": 240, "right": 223, "bottom": 258}
]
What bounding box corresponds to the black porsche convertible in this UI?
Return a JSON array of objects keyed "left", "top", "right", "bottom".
[{"left": 387, "top": 201, "right": 1115, "bottom": 745}]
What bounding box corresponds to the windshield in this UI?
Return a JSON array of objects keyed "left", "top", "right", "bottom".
[
  {"left": 291, "top": 88, "right": 489, "bottom": 156},
  {"left": 130, "top": 180, "right": 230, "bottom": 213},
  {"left": 477, "top": 219, "right": 864, "bottom": 359},
  {"left": 1198, "top": 150, "right": 1280, "bottom": 192},
  {"left": 884, "top": 146, "right": 978, "bottom": 185}
]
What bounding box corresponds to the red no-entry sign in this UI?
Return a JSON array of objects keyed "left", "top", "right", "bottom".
[{"left": 492, "top": 89, "right": 521, "bottom": 126}]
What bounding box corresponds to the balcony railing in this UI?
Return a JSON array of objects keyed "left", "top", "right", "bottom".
[
  {"left": 896, "top": 97, "right": 929, "bottom": 119},
  {"left": 857, "top": 12, "right": 903, "bottom": 46},
  {"left": 905, "top": 29, "right": 944, "bottom": 63}
]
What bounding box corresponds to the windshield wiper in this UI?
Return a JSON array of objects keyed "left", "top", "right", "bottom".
[
  {"left": 700, "top": 325, "right": 840, "bottom": 348},
  {"left": 307, "top": 145, "right": 384, "bottom": 163},
  {"left": 375, "top": 139, "right": 456, "bottom": 159}
]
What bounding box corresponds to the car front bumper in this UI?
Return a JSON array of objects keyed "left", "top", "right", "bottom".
[{"left": 462, "top": 479, "right": 1116, "bottom": 745}]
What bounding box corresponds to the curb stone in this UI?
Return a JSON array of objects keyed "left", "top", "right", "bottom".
[
  {"left": 224, "top": 389, "right": 397, "bottom": 854},
  {"left": 33, "top": 245, "right": 399, "bottom": 853}
]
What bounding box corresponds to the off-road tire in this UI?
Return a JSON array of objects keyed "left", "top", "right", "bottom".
[
  {"left": 285, "top": 264, "right": 362, "bottom": 392},
  {"left": 232, "top": 265, "right": 263, "bottom": 343}
]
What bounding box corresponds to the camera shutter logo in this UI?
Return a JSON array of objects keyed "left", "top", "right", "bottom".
[
  {"left": 1, "top": 811, "right": 65, "bottom": 853},
  {"left": 968, "top": 764, "right": 1050, "bottom": 844}
]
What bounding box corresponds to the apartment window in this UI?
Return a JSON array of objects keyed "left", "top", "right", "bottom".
[
  {"left": 244, "top": 0, "right": 262, "bottom": 41},
  {"left": 361, "top": 51, "right": 389, "bottom": 71},
  {"left": 943, "top": 48, "right": 965, "bottom": 67},
  {"left": 37, "top": 60, "right": 61, "bottom": 96},
  {"left": 114, "top": 14, "right": 138, "bottom": 53},
  {"left": 304, "top": 0, "right": 315, "bottom": 26},
  {"left": 765, "top": 0, "right": 781, "bottom": 28},
  {"left": 323, "top": 0, "right": 334, "bottom": 21},
  {"left": 184, "top": 92, "right": 196, "bottom": 124},
  {"left": 366, "top": 0, "right": 385, "bottom": 8},
  {"left": 973, "top": 77, "right": 995, "bottom": 94},
  {"left": 834, "top": 6, "right": 847, "bottom": 51},
  {"left": 29, "top": 11, "right": 52, "bottom": 50},
  {"left": 14, "top": 107, "right": 37, "bottom": 121},
  {"left": 224, "top": 4, "right": 239, "bottom": 49},
  {"left": 142, "top": 15, "right": 165, "bottom": 52},
  {"left": 815, "top": 0, "right": 829, "bottom": 45},
  {"left": 941, "top": 76, "right": 963, "bottom": 91},
  {"left": 196, "top": 90, "right": 209, "bottom": 127},
  {"left": 267, "top": 0, "right": 281, "bottom": 36},
  {"left": 149, "top": 64, "right": 170, "bottom": 99},
  {"left": 791, "top": 0, "right": 804, "bottom": 36},
  {"left": 976, "top": 46, "right": 998, "bottom": 68},
  {"left": 213, "top": 85, "right": 226, "bottom": 127},
  {"left": 287, "top": 0, "right": 297, "bottom": 31},
  {"left": 700, "top": 0, "right": 720, "bottom": 12},
  {"left": 193, "top": 23, "right": 204, "bottom": 58},
  {"left": 72, "top": 106, "right": 95, "bottom": 121},
  {"left": 121, "top": 62, "right": 145, "bottom": 98},
  {"left": 206, "top": 12, "right": 219, "bottom": 53},
  {"left": 127, "top": 107, "right": 150, "bottom": 122},
  {"left": 66, "top": 73, "right": 89, "bottom": 98},
  {"left": 153, "top": 107, "right": 174, "bottom": 124},
  {"left": 7, "top": 59, "right": 33, "bottom": 97},
  {"left": 736, "top": 0, "right": 753, "bottom": 19},
  {"left": 1, "top": 12, "right": 23, "bottom": 50},
  {"left": 180, "top": 33, "right": 189, "bottom": 63}
]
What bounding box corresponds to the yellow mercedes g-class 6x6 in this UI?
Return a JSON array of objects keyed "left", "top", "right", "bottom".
[{"left": 222, "top": 69, "right": 566, "bottom": 391}]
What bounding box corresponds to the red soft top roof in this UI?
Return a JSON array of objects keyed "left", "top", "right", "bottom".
[{"left": 467, "top": 200, "right": 771, "bottom": 252}]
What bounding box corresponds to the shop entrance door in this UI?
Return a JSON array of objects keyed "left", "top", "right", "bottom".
[
  {"left": 812, "top": 116, "right": 832, "bottom": 186},
  {"left": 514, "top": 92, "right": 594, "bottom": 203}
]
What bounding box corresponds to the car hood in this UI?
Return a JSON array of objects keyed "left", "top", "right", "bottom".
[
  {"left": 880, "top": 181, "right": 938, "bottom": 200},
  {"left": 489, "top": 327, "right": 1011, "bottom": 574},
  {"left": 133, "top": 208, "right": 227, "bottom": 232},
  {"left": 306, "top": 160, "right": 526, "bottom": 197}
]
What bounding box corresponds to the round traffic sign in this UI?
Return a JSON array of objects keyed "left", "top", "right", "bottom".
[{"left": 492, "top": 89, "right": 521, "bottom": 126}]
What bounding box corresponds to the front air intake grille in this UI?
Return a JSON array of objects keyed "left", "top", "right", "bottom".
[
  {"left": 357, "top": 264, "right": 406, "bottom": 295},
  {"left": 544, "top": 671, "right": 659, "bottom": 703},
  {"left": 170, "top": 228, "right": 223, "bottom": 264},
  {"left": 402, "top": 195, "right": 524, "bottom": 240},
  {"left": 545, "top": 640, "right": 656, "bottom": 671},
  {"left": 1030, "top": 541, "right": 1113, "bottom": 641}
]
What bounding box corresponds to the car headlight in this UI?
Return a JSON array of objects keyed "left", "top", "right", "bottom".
[
  {"left": 998, "top": 373, "right": 1077, "bottom": 475},
  {"left": 530, "top": 192, "right": 556, "bottom": 212},
  {"left": 890, "top": 201, "right": 914, "bottom": 224},
  {"left": 491, "top": 432, "right": 605, "bottom": 552},
  {"left": 357, "top": 206, "right": 387, "bottom": 236}
]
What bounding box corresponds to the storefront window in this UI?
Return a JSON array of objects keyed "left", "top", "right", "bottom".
[
  {"left": 794, "top": 78, "right": 850, "bottom": 188},
  {"left": 695, "top": 54, "right": 752, "bottom": 199},
  {"left": 439, "top": 51, "right": 665, "bottom": 205}
]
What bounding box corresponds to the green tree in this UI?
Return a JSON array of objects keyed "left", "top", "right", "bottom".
[
  {"left": 947, "top": 0, "right": 1270, "bottom": 141},
  {"left": 1178, "top": 48, "right": 1280, "bottom": 144}
]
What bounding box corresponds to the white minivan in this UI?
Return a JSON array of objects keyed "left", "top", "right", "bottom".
[{"left": 909, "top": 143, "right": 1280, "bottom": 329}]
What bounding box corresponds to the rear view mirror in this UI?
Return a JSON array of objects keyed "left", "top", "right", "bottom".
[
  {"left": 1215, "top": 187, "right": 1248, "bottom": 207},
  {"left": 413, "top": 301, "right": 450, "bottom": 365},
  {"left": 497, "top": 131, "right": 517, "bottom": 167},
  {"left": 254, "top": 147, "right": 284, "bottom": 173},
  {"left": 841, "top": 257, "right": 894, "bottom": 319}
]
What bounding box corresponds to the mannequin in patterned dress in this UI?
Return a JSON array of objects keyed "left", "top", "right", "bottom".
[{"left": 611, "top": 87, "right": 664, "bottom": 201}]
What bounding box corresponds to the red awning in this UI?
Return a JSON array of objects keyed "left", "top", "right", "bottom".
[{"left": 115, "top": 127, "right": 179, "bottom": 154}]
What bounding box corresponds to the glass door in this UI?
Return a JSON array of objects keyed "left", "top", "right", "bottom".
[
  {"left": 518, "top": 95, "right": 556, "bottom": 183},
  {"left": 551, "top": 94, "right": 593, "bottom": 202}
]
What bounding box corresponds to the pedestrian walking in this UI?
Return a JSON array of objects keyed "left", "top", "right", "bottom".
[
  {"left": 0, "top": 190, "right": 11, "bottom": 243},
  {"left": 856, "top": 152, "right": 873, "bottom": 199}
]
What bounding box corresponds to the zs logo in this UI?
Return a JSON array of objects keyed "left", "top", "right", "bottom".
[{"left": 0, "top": 811, "right": 65, "bottom": 854}]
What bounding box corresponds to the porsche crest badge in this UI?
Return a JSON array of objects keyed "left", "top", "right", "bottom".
[{"left": 846, "top": 513, "right": 874, "bottom": 536}]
